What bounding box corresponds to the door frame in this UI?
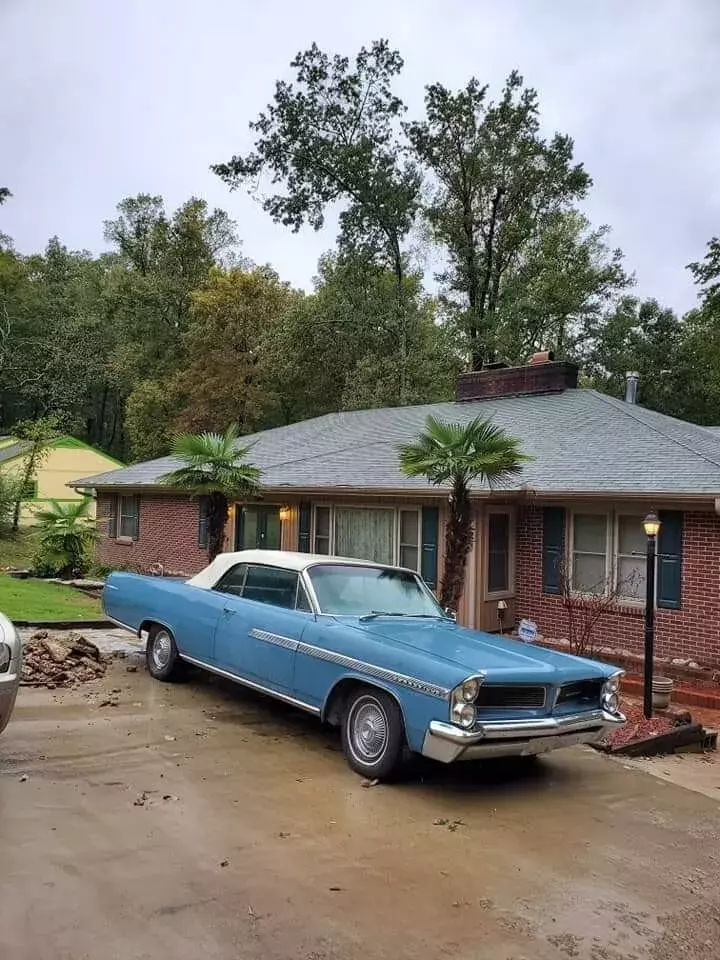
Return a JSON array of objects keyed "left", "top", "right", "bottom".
[{"left": 234, "top": 505, "right": 282, "bottom": 551}]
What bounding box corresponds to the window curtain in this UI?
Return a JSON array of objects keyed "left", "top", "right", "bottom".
[{"left": 334, "top": 508, "right": 394, "bottom": 564}]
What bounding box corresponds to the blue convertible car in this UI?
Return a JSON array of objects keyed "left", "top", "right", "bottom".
[{"left": 104, "top": 551, "right": 625, "bottom": 779}]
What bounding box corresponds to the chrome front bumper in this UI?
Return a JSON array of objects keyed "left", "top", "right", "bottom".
[{"left": 421, "top": 709, "right": 625, "bottom": 763}]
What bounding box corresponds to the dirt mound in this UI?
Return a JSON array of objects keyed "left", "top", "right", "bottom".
[{"left": 21, "top": 631, "right": 108, "bottom": 688}]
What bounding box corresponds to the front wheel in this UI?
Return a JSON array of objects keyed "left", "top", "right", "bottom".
[
  {"left": 146, "top": 625, "right": 183, "bottom": 681},
  {"left": 341, "top": 687, "right": 405, "bottom": 780}
]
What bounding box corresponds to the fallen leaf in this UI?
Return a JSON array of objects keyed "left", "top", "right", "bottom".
[
  {"left": 433, "top": 818, "right": 449, "bottom": 826},
  {"left": 361, "top": 778, "right": 379, "bottom": 788},
  {"left": 220, "top": 859, "right": 229, "bottom": 867},
  {"left": 18, "top": 774, "right": 28, "bottom": 783},
  {"left": 164, "top": 735, "right": 176, "bottom": 742},
  {"left": 133, "top": 792, "right": 147, "bottom": 807},
  {"left": 278, "top": 831, "right": 291, "bottom": 839},
  {"left": 162, "top": 794, "right": 178, "bottom": 802}
]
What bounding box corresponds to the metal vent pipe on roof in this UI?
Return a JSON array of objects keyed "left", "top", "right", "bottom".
[{"left": 625, "top": 372, "right": 639, "bottom": 404}]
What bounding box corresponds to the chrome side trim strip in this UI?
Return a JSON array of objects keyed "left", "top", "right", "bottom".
[
  {"left": 107, "top": 616, "right": 137, "bottom": 635},
  {"left": 178, "top": 653, "right": 321, "bottom": 715},
  {"left": 296, "top": 640, "right": 449, "bottom": 700},
  {"left": 248, "top": 628, "right": 299, "bottom": 652}
]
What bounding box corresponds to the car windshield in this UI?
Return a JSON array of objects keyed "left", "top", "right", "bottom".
[{"left": 307, "top": 564, "right": 447, "bottom": 618}]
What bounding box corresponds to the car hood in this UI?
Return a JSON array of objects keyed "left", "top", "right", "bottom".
[{"left": 344, "top": 617, "right": 614, "bottom": 684}]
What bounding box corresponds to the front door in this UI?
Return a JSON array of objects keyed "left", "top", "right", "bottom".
[{"left": 235, "top": 506, "right": 281, "bottom": 551}]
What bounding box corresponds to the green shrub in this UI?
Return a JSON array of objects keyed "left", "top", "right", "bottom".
[
  {"left": 0, "top": 472, "right": 21, "bottom": 536},
  {"left": 32, "top": 498, "right": 97, "bottom": 578}
]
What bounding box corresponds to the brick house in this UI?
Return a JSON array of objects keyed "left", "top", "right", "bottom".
[{"left": 73, "top": 358, "right": 720, "bottom": 669}]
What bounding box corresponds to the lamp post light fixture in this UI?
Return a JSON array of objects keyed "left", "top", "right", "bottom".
[{"left": 641, "top": 510, "right": 662, "bottom": 719}]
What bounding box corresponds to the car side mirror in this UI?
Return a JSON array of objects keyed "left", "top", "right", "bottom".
[{"left": 444, "top": 607, "right": 456, "bottom": 621}]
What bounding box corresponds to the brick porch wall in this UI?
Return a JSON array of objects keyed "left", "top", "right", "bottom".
[
  {"left": 515, "top": 506, "right": 720, "bottom": 667},
  {"left": 95, "top": 493, "right": 209, "bottom": 575}
]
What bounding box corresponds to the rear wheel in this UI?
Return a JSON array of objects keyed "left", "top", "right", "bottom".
[
  {"left": 341, "top": 686, "right": 405, "bottom": 780},
  {"left": 146, "top": 625, "right": 183, "bottom": 681}
]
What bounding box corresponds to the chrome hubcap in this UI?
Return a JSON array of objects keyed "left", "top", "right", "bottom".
[
  {"left": 350, "top": 698, "right": 388, "bottom": 762},
  {"left": 152, "top": 631, "right": 172, "bottom": 670}
]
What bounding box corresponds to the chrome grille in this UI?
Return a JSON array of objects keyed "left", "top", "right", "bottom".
[
  {"left": 475, "top": 684, "right": 546, "bottom": 709},
  {"left": 556, "top": 679, "right": 604, "bottom": 707}
]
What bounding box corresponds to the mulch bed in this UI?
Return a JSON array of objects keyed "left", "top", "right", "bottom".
[{"left": 602, "top": 701, "right": 674, "bottom": 750}]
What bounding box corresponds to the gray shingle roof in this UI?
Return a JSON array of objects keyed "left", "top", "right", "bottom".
[
  {"left": 70, "top": 390, "right": 720, "bottom": 497},
  {"left": 0, "top": 441, "right": 29, "bottom": 464}
]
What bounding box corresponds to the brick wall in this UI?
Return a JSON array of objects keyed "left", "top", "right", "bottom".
[
  {"left": 95, "top": 493, "right": 209, "bottom": 575},
  {"left": 515, "top": 506, "right": 720, "bottom": 668}
]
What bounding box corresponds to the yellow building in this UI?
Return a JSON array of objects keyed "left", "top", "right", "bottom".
[{"left": 0, "top": 435, "right": 123, "bottom": 524}]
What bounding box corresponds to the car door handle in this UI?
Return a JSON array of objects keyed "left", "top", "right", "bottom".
[{"left": 223, "top": 607, "right": 236, "bottom": 619}]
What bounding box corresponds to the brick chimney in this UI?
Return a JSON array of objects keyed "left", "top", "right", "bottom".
[{"left": 456, "top": 351, "right": 579, "bottom": 402}]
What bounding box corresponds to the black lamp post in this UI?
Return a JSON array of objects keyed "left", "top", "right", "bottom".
[{"left": 641, "top": 510, "right": 661, "bottom": 719}]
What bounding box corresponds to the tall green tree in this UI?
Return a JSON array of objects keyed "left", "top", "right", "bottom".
[
  {"left": 399, "top": 417, "right": 530, "bottom": 611},
  {"left": 11, "top": 414, "right": 62, "bottom": 531},
  {"left": 174, "top": 266, "right": 299, "bottom": 436},
  {"left": 407, "top": 73, "right": 621, "bottom": 368},
  {"left": 161, "top": 425, "right": 261, "bottom": 560},
  {"left": 213, "top": 39, "right": 421, "bottom": 402},
  {"left": 580, "top": 297, "right": 689, "bottom": 417},
  {"left": 266, "top": 254, "right": 460, "bottom": 422}
]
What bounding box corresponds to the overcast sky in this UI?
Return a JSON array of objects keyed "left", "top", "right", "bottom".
[{"left": 1, "top": 0, "right": 719, "bottom": 312}]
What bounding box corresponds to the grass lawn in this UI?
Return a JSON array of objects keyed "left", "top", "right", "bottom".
[
  {"left": 0, "top": 574, "right": 103, "bottom": 622},
  {"left": 0, "top": 527, "right": 41, "bottom": 570}
]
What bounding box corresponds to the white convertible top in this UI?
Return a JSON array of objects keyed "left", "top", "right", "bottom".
[{"left": 186, "top": 549, "right": 381, "bottom": 590}]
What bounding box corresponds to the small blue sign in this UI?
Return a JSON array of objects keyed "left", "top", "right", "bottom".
[{"left": 517, "top": 618, "right": 538, "bottom": 643}]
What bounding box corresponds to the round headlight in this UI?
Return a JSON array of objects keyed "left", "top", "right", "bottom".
[
  {"left": 452, "top": 702, "right": 476, "bottom": 728},
  {"left": 461, "top": 678, "right": 480, "bottom": 702},
  {"left": 0, "top": 642, "right": 11, "bottom": 674},
  {"left": 602, "top": 692, "right": 620, "bottom": 714},
  {"left": 604, "top": 675, "right": 621, "bottom": 694}
]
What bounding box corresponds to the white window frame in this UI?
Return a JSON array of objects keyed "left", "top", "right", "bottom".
[
  {"left": 614, "top": 513, "right": 649, "bottom": 604},
  {"left": 311, "top": 504, "right": 422, "bottom": 572},
  {"left": 568, "top": 509, "right": 653, "bottom": 605},
  {"left": 118, "top": 495, "right": 138, "bottom": 541},
  {"left": 569, "top": 510, "right": 612, "bottom": 597}
]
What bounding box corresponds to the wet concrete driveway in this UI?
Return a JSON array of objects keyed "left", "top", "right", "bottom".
[{"left": 1, "top": 662, "right": 719, "bottom": 960}]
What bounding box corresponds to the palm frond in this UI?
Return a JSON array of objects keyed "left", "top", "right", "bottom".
[
  {"left": 161, "top": 423, "right": 261, "bottom": 497},
  {"left": 399, "top": 416, "right": 531, "bottom": 488}
]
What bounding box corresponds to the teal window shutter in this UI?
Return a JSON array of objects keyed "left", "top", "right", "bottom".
[
  {"left": 107, "top": 496, "right": 117, "bottom": 539},
  {"left": 542, "top": 507, "right": 565, "bottom": 595},
  {"left": 133, "top": 495, "right": 141, "bottom": 542},
  {"left": 298, "top": 503, "right": 311, "bottom": 552},
  {"left": 657, "top": 511, "right": 683, "bottom": 609},
  {"left": 421, "top": 506, "right": 439, "bottom": 588}
]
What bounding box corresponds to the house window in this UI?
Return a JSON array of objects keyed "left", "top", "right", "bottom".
[
  {"left": 118, "top": 496, "right": 139, "bottom": 540},
  {"left": 311, "top": 505, "right": 422, "bottom": 571},
  {"left": 616, "top": 515, "right": 646, "bottom": 600},
  {"left": 487, "top": 513, "right": 510, "bottom": 593},
  {"left": 334, "top": 507, "right": 394, "bottom": 565},
  {"left": 571, "top": 513, "right": 609, "bottom": 595},
  {"left": 314, "top": 506, "right": 331, "bottom": 554},
  {"left": 198, "top": 497, "right": 210, "bottom": 548},
  {"left": 398, "top": 510, "right": 420, "bottom": 570}
]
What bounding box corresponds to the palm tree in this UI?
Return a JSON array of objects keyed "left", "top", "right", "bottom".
[
  {"left": 34, "top": 497, "right": 97, "bottom": 577},
  {"left": 161, "top": 424, "right": 261, "bottom": 560},
  {"left": 399, "top": 416, "right": 530, "bottom": 613}
]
